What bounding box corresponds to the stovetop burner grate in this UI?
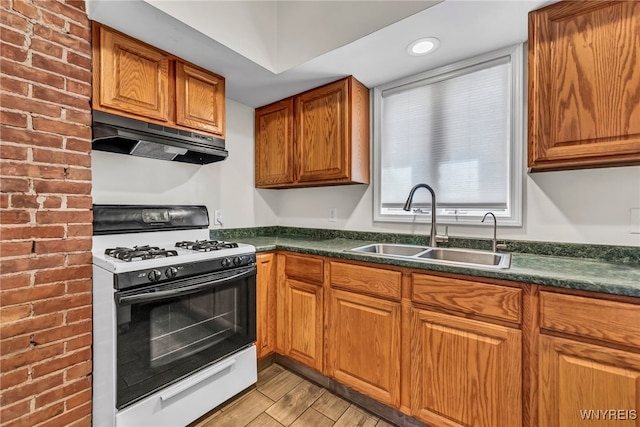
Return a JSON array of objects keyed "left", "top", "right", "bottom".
[
  {"left": 175, "top": 240, "right": 240, "bottom": 252},
  {"left": 105, "top": 245, "right": 179, "bottom": 262}
]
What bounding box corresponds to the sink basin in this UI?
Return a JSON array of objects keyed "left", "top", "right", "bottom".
[
  {"left": 348, "top": 243, "right": 430, "bottom": 257},
  {"left": 346, "top": 243, "right": 511, "bottom": 269},
  {"left": 417, "top": 247, "right": 511, "bottom": 268}
]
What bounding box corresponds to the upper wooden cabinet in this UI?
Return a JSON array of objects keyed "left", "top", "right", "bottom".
[
  {"left": 255, "top": 76, "right": 370, "bottom": 188},
  {"left": 92, "top": 23, "right": 225, "bottom": 139},
  {"left": 528, "top": 1, "right": 640, "bottom": 171}
]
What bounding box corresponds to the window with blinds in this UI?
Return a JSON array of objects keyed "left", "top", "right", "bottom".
[{"left": 373, "top": 44, "right": 523, "bottom": 226}]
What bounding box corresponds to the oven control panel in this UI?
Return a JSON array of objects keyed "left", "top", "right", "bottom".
[{"left": 114, "top": 252, "right": 257, "bottom": 290}]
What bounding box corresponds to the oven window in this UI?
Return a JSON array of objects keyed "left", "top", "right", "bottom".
[{"left": 115, "top": 273, "right": 255, "bottom": 409}]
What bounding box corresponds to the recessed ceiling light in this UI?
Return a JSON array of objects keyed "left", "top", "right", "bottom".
[{"left": 407, "top": 37, "right": 440, "bottom": 56}]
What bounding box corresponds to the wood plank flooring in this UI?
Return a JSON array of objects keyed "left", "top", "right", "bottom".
[{"left": 190, "top": 364, "right": 396, "bottom": 427}]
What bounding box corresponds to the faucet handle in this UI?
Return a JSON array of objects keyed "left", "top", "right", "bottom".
[
  {"left": 496, "top": 241, "right": 507, "bottom": 251},
  {"left": 435, "top": 226, "right": 449, "bottom": 244}
]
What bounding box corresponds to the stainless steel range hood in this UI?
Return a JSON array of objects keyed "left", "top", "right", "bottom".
[{"left": 92, "top": 111, "right": 228, "bottom": 164}]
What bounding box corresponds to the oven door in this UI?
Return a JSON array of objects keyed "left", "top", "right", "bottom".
[{"left": 114, "top": 265, "right": 256, "bottom": 409}]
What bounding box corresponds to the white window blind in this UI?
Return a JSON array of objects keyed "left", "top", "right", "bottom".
[{"left": 374, "top": 45, "right": 523, "bottom": 225}]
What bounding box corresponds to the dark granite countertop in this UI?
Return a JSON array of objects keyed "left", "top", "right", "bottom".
[{"left": 228, "top": 235, "right": 640, "bottom": 298}]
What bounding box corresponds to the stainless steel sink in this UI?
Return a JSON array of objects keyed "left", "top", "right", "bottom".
[{"left": 346, "top": 243, "right": 511, "bottom": 269}]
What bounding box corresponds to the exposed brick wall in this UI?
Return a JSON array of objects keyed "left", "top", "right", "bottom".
[{"left": 0, "top": 1, "right": 93, "bottom": 426}]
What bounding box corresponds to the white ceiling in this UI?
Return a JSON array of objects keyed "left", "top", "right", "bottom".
[{"left": 86, "top": 0, "right": 556, "bottom": 108}]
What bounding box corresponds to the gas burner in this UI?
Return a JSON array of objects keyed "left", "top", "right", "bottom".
[
  {"left": 105, "top": 245, "right": 178, "bottom": 262},
  {"left": 175, "top": 240, "right": 240, "bottom": 252}
]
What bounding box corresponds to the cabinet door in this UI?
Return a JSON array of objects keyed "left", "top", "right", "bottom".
[
  {"left": 97, "top": 26, "right": 169, "bottom": 122},
  {"left": 528, "top": 1, "right": 640, "bottom": 170},
  {"left": 411, "top": 309, "right": 522, "bottom": 427},
  {"left": 176, "top": 62, "right": 225, "bottom": 137},
  {"left": 256, "top": 253, "right": 276, "bottom": 359},
  {"left": 327, "top": 289, "right": 400, "bottom": 407},
  {"left": 255, "top": 99, "right": 295, "bottom": 187},
  {"left": 540, "top": 335, "right": 640, "bottom": 427},
  {"left": 295, "top": 78, "right": 350, "bottom": 183},
  {"left": 283, "top": 278, "right": 323, "bottom": 371}
]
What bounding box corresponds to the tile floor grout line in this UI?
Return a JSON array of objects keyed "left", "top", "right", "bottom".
[{"left": 284, "top": 387, "right": 329, "bottom": 427}]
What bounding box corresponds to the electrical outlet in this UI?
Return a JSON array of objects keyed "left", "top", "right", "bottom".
[
  {"left": 329, "top": 207, "right": 337, "bottom": 222},
  {"left": 214, "top": 210, "right": 223, "bottom": 225}
]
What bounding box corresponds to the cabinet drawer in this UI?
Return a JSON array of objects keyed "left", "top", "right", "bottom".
[
  {"left": 412, "top": 274, "right": 522, "bottom": 324},
  {"left": 284, "top": 254, "right": 324, "bottom": 284},
  {"left": 330, "top": 262, "right": 401, "bottom": 301},
  {"left": 540, "top": 291, "right": 640, "bottom": 348}
]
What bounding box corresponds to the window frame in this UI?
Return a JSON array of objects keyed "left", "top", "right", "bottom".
[{"left": 372, "top": 44, "right": 524, "bottom": 226}]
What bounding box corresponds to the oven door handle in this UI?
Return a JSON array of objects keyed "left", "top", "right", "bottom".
[
  {"left": 116, "top": 268, "right": 256, "bottom": 305},
  {"left": 159, "top": 357, "right": 237, "bottom": 402}
]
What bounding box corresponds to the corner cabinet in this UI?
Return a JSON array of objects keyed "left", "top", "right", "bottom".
[
  {"left": 256, "top": 253, "right": 276, "bottom": 359},
  {"left": 92, "top": 23, "right": 225, "bottom": 139},
  {"left": 528, "top": 1, "right": 640, "bottom": 171},
  {"left": 255, "top": 76, "right": 370, "bottom": 188}
]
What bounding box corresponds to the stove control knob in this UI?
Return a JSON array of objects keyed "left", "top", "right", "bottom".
[
  {"left": 165, "top": 266, "right": 178, "bottom": 279},
  {"left": 148, "top": 269, "right": 162, "bottom": 282},
  {"left": 221, "top": 258, "right": 232, "bottom": 268},
  {"left": 233, "top": 256, "right": 242, "bottom": 266}
]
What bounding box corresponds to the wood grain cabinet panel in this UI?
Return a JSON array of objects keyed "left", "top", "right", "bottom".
[
  {"left": 254, "top": 99, "right": 295, "bottom": 187},
  {"left": 539, "top": 335, "right": 640, "bottom": 427},
  {"left": 255, "top": 76, "right": 370, "bottom": 188},
  {"left": 528, "top": 1, "right": 640, "bottom": 170},
  {"left": 96, "top": 25, "right": 169, "bottom": 122},
  {"left": 176, "top": 62, "right": 225, "bottom": 137},
  {"left": 283, "top": 278, "right": 323, "bottom": 371},
  {"left": 256, "top": 253, "right": 276, "bottom": 359},
  {"left": 411, "top": 309, "right": 522, "bottom": 427},
  {"left": 326, "top": 289, "right": 401, "bottom": 408},
  {"left": 330, "top": 261, "right": 401, "bottom": 301}
]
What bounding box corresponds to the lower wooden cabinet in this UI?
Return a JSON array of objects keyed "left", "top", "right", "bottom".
[
  {"left": 539, "top": 335, "right": 640, "bottom": 427},
  {"left": 256, "top": 253, "right": 276, "bottom": 359},
  {"left": 326, "top": 288, "right": 401, "bottom": 407},
  {"left": 411, "top": 309, "right": 522, "bottom": 427}
]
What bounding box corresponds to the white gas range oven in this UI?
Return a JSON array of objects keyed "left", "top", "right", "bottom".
[{"left": 92, "top": 205, "right": 257, "bottom": 427}]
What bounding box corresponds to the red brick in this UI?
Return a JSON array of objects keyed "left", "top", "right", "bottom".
[
  {"left": 32, "top": 53, "right": 92, "bottom": 84},
  {"left": 0, "top": 254, "right": 66, "bottom": 274},
  {"left": 2, "top": 92, "right": 63, "bottom": 117},
  {"left": 34, "top": 265, "right": 92, "bottom": 285},
  {"left": 67, "top": 252, "right": 92, "bottom": 266},
  {"left": 12, "top": 0, "right": 39, "bottom": 19},
  {"left": 1, "top": 162, "right": 67, "bottom": 179},
  {"left": 0, "top": 144, "right": 28, "bottom": 160},
  {"left": 36, "top": 1, "right": 87, "bottom": 26},
  {"left": 0, "top": 177, "right": 29, "bottom": 192},
  {"left": 40, "top": 9, "right": 66, "bottom": 29},
  {"left": 10, "top": 194, "right": 38, "bottom": 208},
  {"left": 66, "top": 79, "right": 91, "bottom": 97},
  {"left": 66, "top": 415, "right": 92, "bottom": 427},
  {"left": 1, "top": 225, "right": 65, "bottom": 240},
  {"left": 65, "top": 333, "right": 91, "bottom": 351},
  {"left": 0, "top": 400, "right": 30, "bottom": 423},
  {"left": 67, "top": 51, "right": 91, "bottom": 70},
  {"left": 42, "top": 196, "right": 62, "bottom": 208},
  {"left": 0, "top": 110, "right": 28, "bottom": 127},
  {"left": 0, "top": 9, "right": 29, "bottom": 32},
  {"left": 64, "top": 166, "right": 92, "bottom": 181},
  {"left": 0, "top": 367, "right": 29, "bottom": 390},
  {"left": 0, "top": 241, "right": 33, "bottom": 257},
  {"left": 0, "top": 335, "right": 31, "bottom": 355},
  {"left": 35, "top": 238, "right": 91, "bottom": 254},
  {"left": 32, "top": 117, "right": 91, "bottom": 139},
  {"left": 63, "top": 109, "right": 91, "bottom": 126},
  {"left": 66, "top": 279, "right": 91, "bottom": 295},
  {"left": 65, "top": 0, "right": 87, "bottom": 13},
  {"left": 34, "top": 179, "right": 92, "bottom": 194},
  {"left": 32, "top": 86, "right": 88, "bottom": 110},
  {"left": 0, "top": 60, "right": 65, "bottom": 89},
  {"left": 33, "top": 148, "right": 92, "bottom": 167},
  {"left": 3, "top": 402, "right": 65, "bottom": 427},
  {"left": 0, "top": 193, "right": 8, "bottom": 207},
  {"left": 65, "top": 388, "right": 91, "bottom": 409},
  {"left": 66, "top": 306, "right": 91, "bottom": 324},
  {"left": 0, "top": 26, "right": 25, "bottom": 46},
  {"left": 32, "top": 319, "right": 91, "bottom": 345},
  {"left": 65, "top": 138, "right": 91, "bottom": 153},
  {"left": 37, "top": 210, "right": 91, "bottom": 224},
  {"left": 0, "top": 343, "right": 65, "bottom": 372},
  {"left": 67, "top": 195, "right": 91, "bottom": 209},
  {"left": 32, "top": 348, "right": 91, "bottom": 379},
  {"left": 0, "top": 75, "right": 29, "bottom": 95},
  {"left": 0, "top": 42, "right": 28, "bottom": 62},
  {"left": 33, "top": 24, "right": 90, "bottom": 57},
  {"left": 37, "top": 401, "right": 91, "bottom": 427},
  {"left": 68, "top": 21, "right": 90, "bottom": 41},
  {"left": 2, "top": 283, "right": 66, "bottom": 307},
  {"left": 66, "top": 361, "right": 91, "bottom": 381},
  {"left": 0, "top": 273, "right": 32, "bottom": 290},
  {"left": 0, "top": 209, "right": 31, "bottom": 224},
  {"left": 32, "top": 292, "right": 91, "bottom": 315},
  {"left": 1, "top": 127, "right": 65, "bottom": 148},
  {"left": 66, "top": 224, "right": 92, "bottom": 237},
  {"left": 31, "top": 37, "right": 64, "bottom": 59},
  {"left": 0, "top": 304, "right": 32, "bottom": 323}
]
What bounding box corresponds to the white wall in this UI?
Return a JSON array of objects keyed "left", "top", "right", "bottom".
[{"left": 92, "top": 99, "right": 640, "bottom": 247}]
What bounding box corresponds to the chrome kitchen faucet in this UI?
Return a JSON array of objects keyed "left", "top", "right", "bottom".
[{"left": 403, "top": 183, "right": 448, "bottom": 247}]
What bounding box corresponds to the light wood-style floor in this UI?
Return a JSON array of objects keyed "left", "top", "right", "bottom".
[{"left": 190, "top": 364, "right": 396, "bottom": 427}]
